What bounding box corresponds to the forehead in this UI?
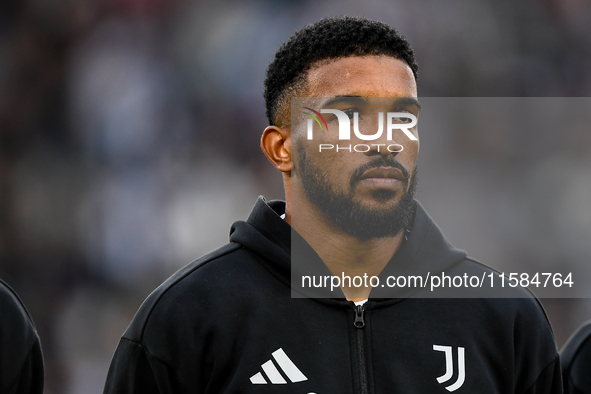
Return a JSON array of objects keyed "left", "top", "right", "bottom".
[{"left": 305, "top": 55, "right": 417, "bottom": 99}]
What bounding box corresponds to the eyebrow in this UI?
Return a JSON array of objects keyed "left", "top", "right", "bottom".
[{"left": 321, "top": 95, "right": 421, "bottom": 110}]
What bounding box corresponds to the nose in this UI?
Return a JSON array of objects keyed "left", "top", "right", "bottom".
[{"left": 364, "top": 142, "right": 403, "bottom": 158}]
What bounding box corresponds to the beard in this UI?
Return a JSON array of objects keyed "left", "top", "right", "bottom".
[{"left": 295, "top": 147, "right": 418, "bottom": 240}]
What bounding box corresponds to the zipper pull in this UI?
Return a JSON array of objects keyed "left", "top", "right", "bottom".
[{"left": 354, "top": 304, "right": 365, "bottom": 328}]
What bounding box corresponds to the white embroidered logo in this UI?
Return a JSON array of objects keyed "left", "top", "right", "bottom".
[
  {"left": 250, "top": 348, "right": 308, "bottom": 385},
  {"left": 433, "top": 345, "right": 466, "bottom": 392}
]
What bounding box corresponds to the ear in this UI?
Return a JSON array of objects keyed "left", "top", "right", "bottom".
[{"left": 261, "top": 125, "right": 292, "bottom": 173}]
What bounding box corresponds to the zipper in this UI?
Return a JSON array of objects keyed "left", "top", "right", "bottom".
[{"left": 354, "top": 304, "right": 369, "bottom": 394}]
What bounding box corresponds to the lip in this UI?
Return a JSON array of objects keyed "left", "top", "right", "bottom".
[{"left": 359, "top": 167, "right": 405, "bottom": 181}]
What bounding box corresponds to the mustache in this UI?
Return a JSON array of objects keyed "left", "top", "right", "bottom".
[{"left": 350, "top": 157, "right": 410, "bottom": 186}]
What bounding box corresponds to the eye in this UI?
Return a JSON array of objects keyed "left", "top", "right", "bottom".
[
  {"left": 343, "top": 108, "right": 357, "bottom": 120},
  {"left": 391, "top": 111, "right": 414, "bottom": 124}
]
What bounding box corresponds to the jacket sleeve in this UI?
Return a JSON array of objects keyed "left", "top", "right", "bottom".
[
  {"left": 6, "top": 340, "right": 44, "bottom": 394},
  {"left": 522, "top": 355, "right": 563, "bottom": 394},
  {"left": 0, "top": 280, "right": 44, "bottom": 394},
  {"left": 511, "top": 296, "right": 563, "bottom": 394},
  {"left": 103, "top": 338, "right": 178, "bottom": 394}
]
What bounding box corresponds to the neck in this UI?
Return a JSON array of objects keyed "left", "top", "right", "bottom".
[{"left": 286, "top": 192, "right": 404, "bottom": 299}]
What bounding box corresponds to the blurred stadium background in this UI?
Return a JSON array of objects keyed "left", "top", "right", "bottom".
[{"left": 1, "top": 0, "right": 590, "bottom": 392}]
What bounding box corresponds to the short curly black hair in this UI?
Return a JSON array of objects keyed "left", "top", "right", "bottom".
[{"left": 264, "top": 16, "right": 418, "bottom": 127}]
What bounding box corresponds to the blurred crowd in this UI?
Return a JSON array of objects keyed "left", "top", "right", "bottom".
[{"left": 1, "top": 0, "right": 590, "bottom": 392}]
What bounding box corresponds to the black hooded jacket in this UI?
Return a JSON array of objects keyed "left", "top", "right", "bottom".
[
  {"left": 104, "top": 197, "right": 561, "bottom": 394},
  {"left": 0, "top": 279, "right": 44, "bottom": 394},
  {"left": 561, "top": 320, "right": 591, "bottom": 393}
]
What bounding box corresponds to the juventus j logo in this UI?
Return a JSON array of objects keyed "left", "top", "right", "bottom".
[{"left": 433, "top": 345, "right": 466, "bottom": 392}]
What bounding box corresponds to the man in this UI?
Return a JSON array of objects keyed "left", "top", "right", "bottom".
[
  {"left": 0, "top": 279, "right": 44, "bottom": 393},
  {"left": 104, "top": 17, "right": 562, "bottom": 393}
]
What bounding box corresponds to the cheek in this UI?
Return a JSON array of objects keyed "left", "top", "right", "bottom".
[
  {"left": 396, "top": 130, "right": 419, "bottom": 162},
  {"left": 399, "top": 142, "right": 419, "bottom": 175},
  {"left": 309, "top": 149, "right": 355, "bottom": 189},
  {"left": 403, "top": 139, "right": 419, "bottom": 157},
  {"left": 314, "top": 150, "right": 348, "bottom": 173}
]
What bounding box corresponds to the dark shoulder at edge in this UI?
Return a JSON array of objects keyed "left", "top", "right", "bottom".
[
  {"left": 121, "top": 242, "right": 242, "bottom": 342},
  {"left": 0, "top": 279, "right": 37, "bottom": 329},
  {"left": 457, "top": 257, "right": 553, "bottom": 320}
]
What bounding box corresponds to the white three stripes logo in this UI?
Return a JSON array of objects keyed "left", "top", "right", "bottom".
[
  {"left": 250, "top": 348, "right": 308, "bottom": 384},
  {"left": 433, "top": 345, "right": 466, "bottom": 392}
]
